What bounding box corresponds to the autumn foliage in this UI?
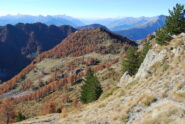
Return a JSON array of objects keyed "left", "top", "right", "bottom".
[
  {"left": 90, "top": 59, "right": 119, "bottom": 72},
  {"left": 22, "top": 79, "right": 33, "bottom": 91},
  {"left": 42, "top": 102, "right": 56, "bottom": 115},
  {"left": 0, "top": 99, "right": 15, "bottom": 124},
  {"left": 61, "top": 107, "right": 68, "bottom": 118},
  {"left": 33, "top": 28, "right": 134, "bottom": 63},
  {"left": 14, "top": 72, "right": 84, "bottom": 103},
  {"left": 4, "top": 58, "right": 118, "bottom": 104},
  {"left": 0, "top": 64, "right": 35, "bottom": 95}
]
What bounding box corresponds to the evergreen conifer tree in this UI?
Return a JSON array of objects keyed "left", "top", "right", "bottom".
[
  {"left": 122, "top": 46, "right": 139, "bottom": 76},
  {"left": 166, "top": 3, "right": 185, "bottom": 34},
  {"left": 156, "top": 3, "right": 185, "bottom": 44},
  {"left": 80, "top": 69, "right": 102, "bottom": 104}
]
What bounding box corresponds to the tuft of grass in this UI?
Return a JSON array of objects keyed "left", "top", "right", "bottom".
[
  {"left": 99, "top": 87, "right": 119, "bottom": 100},
  {"left": 174, "top": 92, "right": 185, "bottom": 98},
  {"left": 98, "top": 103, "right": 106, "bottom": 108},
  {"left": 142, "top": 106, "right": 184, "bottom": 124},
  {"left": 150, "top": 62, "right": 161, "bottom": 71},
  {"left": 140, "top": 95, "right": 157, "bottom": 107},
  {"left": 162, "top": 63, "right": 170, "bottom": 72},
  {"left": 120, "top": 114, "right": 129, "bottom": 123},
  {"left": 176, "top": 83, "right": 184, "bottom": 90},
  {"left": 125, "top": 80, "right": 138, "bottom": 89},
  {"left": 119, "top": 90, "right": 126, "bottom": 97}
]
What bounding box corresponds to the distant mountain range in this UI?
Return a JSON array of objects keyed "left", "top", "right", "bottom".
[
  {"left": 0, "top": 14, "right": 166, "bottom": 40},
  {"left": 0, "top": 15, "right": 84, "bottom": 27},
  {"left": 81, "top": 15, "right": 166, "bottom": 40},
  {"left": 115, "top": 15, "right": 166, "bottom": 40},
  {"left": 81, "top": 15, "right": 166, "bottom": 30},
  {"left": 0, "top": 23, "right": 76, "bottom": 81}
]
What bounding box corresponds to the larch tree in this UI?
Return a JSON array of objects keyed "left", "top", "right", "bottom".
[{"left": 0, "top": 99, "right": 15, "bottom": 124}]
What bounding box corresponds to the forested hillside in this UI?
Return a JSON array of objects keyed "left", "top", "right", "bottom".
[{"left": 0, "top": 23, "right": 76, "bottom": 81}]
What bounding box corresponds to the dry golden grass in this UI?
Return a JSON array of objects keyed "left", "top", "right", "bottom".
[
  {"left": 99, "top": 87, "right": 119, "bottom": 100},
  {"left": 135, "top": 103, "right": 185, "bottom": 124},
  {"left": 139, "top": 94, "right": 157, "bottom": 107}
]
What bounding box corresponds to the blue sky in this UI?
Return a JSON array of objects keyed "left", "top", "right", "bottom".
[{"left": 0, "top": 0, "right": 185, "bottom": 18}]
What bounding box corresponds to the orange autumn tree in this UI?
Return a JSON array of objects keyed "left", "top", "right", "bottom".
[
  {"left": 0, "top": 99, "right": 15, "bottom": 124},
  {"left": 42, "top": 102, "right": 56, "bottom": 115}
]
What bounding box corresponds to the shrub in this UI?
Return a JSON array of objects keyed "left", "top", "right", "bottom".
[
  {"left": 16, "top": 112, "right": 26, "bottom": 122},
  {"left": 56, "top": 108, "right": 62, "bottom": 113},
  {"left": 156, "top": 28, "right": 172, "bottom": 45},
  {"left": 80, "top": 69, "right": 103, "bottom": 104}
]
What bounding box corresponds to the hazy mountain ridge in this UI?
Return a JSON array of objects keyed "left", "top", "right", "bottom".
[
  {"left": 0, "top": 15, "right": 84, "bottom": 27},
  {"left": 0, "top": 14, "right": 166, "bottom": 40},
  {"left": 81, "top": 15, "right": 166, "bottom": 30},
  {"left": 80, "top": 15, "right": 166, "bottom": 40},
  {"left": 115, "top": 15, "right": 166, "bottom": 40}
]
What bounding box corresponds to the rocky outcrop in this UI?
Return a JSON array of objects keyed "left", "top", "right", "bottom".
[
  {"left": 118, "top": 48, "right": 168, "bottom": 87},
  {"left": 172, "top": 46, "right": 184, "bottom": 57},
  {"left": 135, "top": 49, "right": 167, "bottom": 79},
  {"left": 118, "top": 71, "right": 132, "bottom": 87},
  {"left": 119, "top": 33, "right": 185, "bottom": 87}
]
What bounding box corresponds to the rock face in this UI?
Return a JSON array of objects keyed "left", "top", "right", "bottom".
[
  {"left": 135, "top": 49, "right": 167, "bottom": 79},
  {"left": 118, "top": 71, "right": 132, "bottom": 87},
  {"left": 118, "top": 49, "right": 168, "bottom": 87},
  {"left": 172, "top": 46, "right": 184, "bottom": 57}
]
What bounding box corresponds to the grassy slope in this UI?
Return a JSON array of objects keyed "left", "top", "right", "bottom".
[{"left": 13, "top": 52, "right": 122, "bottom": 118}]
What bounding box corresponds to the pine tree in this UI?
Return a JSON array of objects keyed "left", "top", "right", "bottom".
[
  {"left": 156, "top": 3, "right": 185, "bottom": 45},
  {"left": 166, "top": 3, "right": 185, "bottom": 34},
  {"left": 80, "top": 69, "right": 102, "bottom": 104},
  {"left": 122, "top": 46, "right": 139, "bottom": 76},
  {"left": 156, "top": 28, "right": 172, "bottom": 45}
]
